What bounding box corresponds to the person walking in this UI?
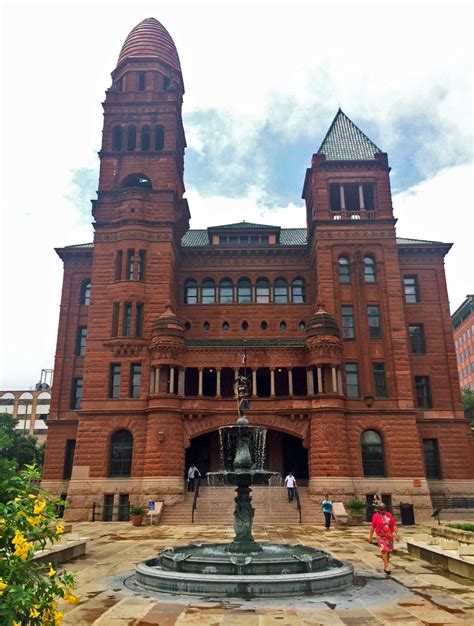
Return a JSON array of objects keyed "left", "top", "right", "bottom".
[
  {"left": 368, "top": 502, "right": 400, "bottom": 574},
  {"left": 187, "top": 464, "right": 201, "bottom": 492},
  {"left": 321, "top": 494, "right": 333, "bottom": 530},
  {"left": 284, "top": 471, "right": 296, "bottom": 502}
]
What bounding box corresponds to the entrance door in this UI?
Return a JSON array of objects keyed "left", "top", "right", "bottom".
[
  {"left": 282, "top": 433, "right": 309, "bottom": 482},
  {"left": 184, "top": 433, "right": 214, "bottom": 478}
]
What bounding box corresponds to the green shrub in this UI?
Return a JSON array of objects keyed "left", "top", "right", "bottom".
[
  {"left": 345, "top": 498, "right": 365, "bottom": 514},
  {"left": 130, "top": 505, "right": 147, "bottom": 515},
  {"left": 0, "top": 465, "right": 78, "bottom": 625},
  {"left": 447, "top": 523, "right": 474, "bottom": 532}
]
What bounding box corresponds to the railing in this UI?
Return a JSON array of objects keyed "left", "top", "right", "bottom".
[
  {"left": 331, "top": 209, "right": 377, "bottom": 220},
  {"left": 191, "top": 476, "right": 201, "bottom": 523},
  {"left": 91, "top": 501, "right": 130, "bottom": 522},
  {"left": 431, "top": 496, "right": 474, "bottom": 509},
  {"left": 294, "top": 486, "right": 302, "bottom": 524}
]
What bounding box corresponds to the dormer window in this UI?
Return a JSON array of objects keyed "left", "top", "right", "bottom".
[{"left": 329, "top": 183, "right": 374, "bottom": 212}]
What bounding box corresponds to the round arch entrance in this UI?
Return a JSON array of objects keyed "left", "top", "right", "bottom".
[{"left": 184, "top": 428, "right": 308, "bottom": 483}]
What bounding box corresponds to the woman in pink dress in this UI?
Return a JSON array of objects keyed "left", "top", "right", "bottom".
[{"left": 368, "top": 502, "right": 400, "bottom": 573}]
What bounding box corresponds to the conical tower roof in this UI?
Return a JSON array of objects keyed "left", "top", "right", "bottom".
[
  {"left": 117, "top": 17, "right": 182, "bottom": 74},
  {"left": 317, "top": 109, "right": 382, "bottom": 161}
]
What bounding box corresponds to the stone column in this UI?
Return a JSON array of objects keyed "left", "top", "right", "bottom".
[
  {"left": 154, "top": 367, "right": 160, "bottom": 394},
  {"left": 216, "top": 368, "right": 221, "bottom": 397},
  {"left": 149, "top": 368, "right": 155, "bottom": 394},
  {"left": 252, "top": 369, "right": 257, "bottom": 397},
  {"left": 317, "top": 367, "right": 323, "bottom": 394},
  {"left": 307, "top": 368, "right": 314, "bottom": 395},
  {"left": 270, "top": 369, "right": 275, "bottom": 397},
  {"left": 178, "top": 368, "right": 185, "bottom": 396},
  {"left": 198, "top": 368, "right": 203, "bottom": 396},
  {"left": 169, "top": 367, "right": 175, "bottom": 394},
  {"left": 331, "top": 367, "right": 337, "bottom": 393},
  {"left": 288, "top": 368, "right": 293, "bottom": 396},
  {"left": 337, "top": 369, "right": 343, "bottom": 395},
  {"left": 358, "top": 184, "right": 365, "bottom": 209}
]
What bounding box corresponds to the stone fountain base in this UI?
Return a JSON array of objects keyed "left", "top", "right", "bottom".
[{"left": 135, "top": 543, "right": 354, "bottom": 597}]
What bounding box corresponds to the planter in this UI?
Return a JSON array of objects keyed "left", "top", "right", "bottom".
[
  {"left": 348, "top": 513, "right": 364, "bottom": 525},
  {"left": 131, "top": 514, "right": 144, "bottom": 527}
]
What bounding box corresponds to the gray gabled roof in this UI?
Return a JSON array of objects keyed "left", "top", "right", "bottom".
[
  {"left": 208, "top": 221, "right": 278, "bottom": 230},
  {"left": 317, "top": 109, "right": 383, "bottom": 161},
  {"left": 181, "top": 228, "right": 307, "bottom": 247}
]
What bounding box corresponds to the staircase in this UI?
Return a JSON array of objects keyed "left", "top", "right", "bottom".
[{"left": 159, "top": 486, "right": 324, "bottom": 525}]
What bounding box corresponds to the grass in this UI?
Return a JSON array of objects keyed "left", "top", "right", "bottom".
[{"left": 447, "top": 523, "right": 474, "bottom": 532}]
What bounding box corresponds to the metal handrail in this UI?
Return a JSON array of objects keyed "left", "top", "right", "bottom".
[
  {"left": 294, "top": 486, "right": 302, "bottom": 524},
  {"left": 191, "top": 476, "right": 201, "bottom": 523}
]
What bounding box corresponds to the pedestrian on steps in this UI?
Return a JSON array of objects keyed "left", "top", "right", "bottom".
[
  {"left": 187, "top": 464, "right": 201, "bottom": 492},
  {"left": 284, "top": 471, "right": 296, "bottom": 502},
  {"left": 321, "top": 494, "right": 333, "bottom": 530}
]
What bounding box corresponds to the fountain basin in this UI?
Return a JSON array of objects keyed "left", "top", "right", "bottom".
[{"left": 135, "top": 543, "right": 354, "bottom": 596}]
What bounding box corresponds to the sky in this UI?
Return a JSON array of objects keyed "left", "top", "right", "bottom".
[{"left": 1, "top": 0, "right": 473, "bottom": 389}]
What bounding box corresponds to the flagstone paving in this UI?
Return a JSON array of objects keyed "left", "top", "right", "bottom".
[{"left": 58, "top": 522, "right": 474, "bottom": 625}]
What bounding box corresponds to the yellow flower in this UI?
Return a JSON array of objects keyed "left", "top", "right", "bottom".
[
  {"left": 0, "top": 578, "right": 7, "bottom": 596},
  {"left": 64, "top": 589, "right": 80, "bottom": 605},
  {"left": 48, "top": 563, "right": 56, "bottom": 577},
  {"left": 54, "top": 610, "right": 64, "bottom": 625},
  {"left": 28, "top": 493, "right": 37, "bottom": 499},
  {"left": 12, "top": 530, "right": 32, "bottom": 560},
  {"left": 34, "top": 500, "right": 46, "bottom": 515},
  {"left": 55, "top": 525, "right": 64, "bottom": 535},
  {"left": 30, "top": 607, "right": 40, "bottom": 618},
  {"left": 14, "top": 497, "right": 21, "bottom": 502},
  {"left": 13, "top": 621, "right": 20, "bottom": 626}
]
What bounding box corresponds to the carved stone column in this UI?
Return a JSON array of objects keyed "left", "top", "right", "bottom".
[
  {"left": 288, "top": 368, "right": 294, "bottom": 396},
  {"left": 198, "top": 368, "right": 203, "bottom": 396},
  {"left": 307, "top": 368, "right": 314, "bottom": 395},
  {"left": 270, "top": 369, "right": 275, "bottom": 397}
]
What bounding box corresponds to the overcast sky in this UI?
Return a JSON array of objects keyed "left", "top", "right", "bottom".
[{"left": 1, "top": 0, "right": 473, "bottom": 389}]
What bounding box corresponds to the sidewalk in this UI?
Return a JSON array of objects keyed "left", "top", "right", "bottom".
[{"left": 59, "top": 522, "right": 474, "bottom": 624}]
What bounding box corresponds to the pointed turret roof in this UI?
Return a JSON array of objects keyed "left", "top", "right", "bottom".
[{"left": 317, "top": 109, "right": 383, "bottom": 161}]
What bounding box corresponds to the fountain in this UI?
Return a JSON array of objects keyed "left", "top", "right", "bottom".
[{"left": 135, "top": 367, "right": 353, "bottom": 597}]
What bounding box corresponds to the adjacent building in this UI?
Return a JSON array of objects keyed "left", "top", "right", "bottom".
[
  {"left": 42, "top": 18, "right": 474, "bottom": 521},
  {"left": 452, "top": 295, "right": 474, "bottom": 390}
]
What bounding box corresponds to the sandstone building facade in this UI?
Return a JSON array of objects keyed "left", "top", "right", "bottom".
[{"left": 42, "top": 18, "right": 473, "bottom": 520}]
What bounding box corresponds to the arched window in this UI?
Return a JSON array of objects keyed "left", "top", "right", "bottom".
[
  {"left": 141, "top": 126, "right": 151, "bottom": 151},
  {"left": 338, "top": 256, "right": 350, "bottom": 284},
  {"left": 364, "top": 256, "right": 376, "bottom": 283},
  {"left": 256, "top": 278, "right": 270, "bottom": 303},
  {"left": 184, "top": 279, "right": 198, "bottom": 304},
  {"left": 291, "top": 278, "right": 306, "bottom": 303},
  {"left": 155, "top": 125, "right": 164, "bottom": 150},
  {"left": 201, "top": 279, "right": 216, "bottom": 304},
  {"left": 126, "top": 126, "right": 136, "bottom": 151},
  {"left": 237, "top": 278, "right": 252, "bottom": 304},
  {"left": 361, "top": 430, "right": 385, "bottom": 477},
  {"left": 80, "top": 280, "right": 91, "bottom": 306},
  {"left": 120, "top": 174, "right": 152, "bottom": 189},
  {"left": 112, "top": 126, "right": 123, "bottom": 151},
  {"left": 274, "top": 278, "right": 288, "bottom": 304},
  {"left": 109, "top": 429, "right": 133, "bottom": 477},
  {"left": 219, "top": 278, "right": 233, "bottom": 304}
]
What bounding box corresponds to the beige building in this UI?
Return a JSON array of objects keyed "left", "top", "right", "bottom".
[{"left": 0, "top": 388, "right": 51, "bottom": 443}]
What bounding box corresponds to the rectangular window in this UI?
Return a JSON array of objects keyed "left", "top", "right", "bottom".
[
  {"left": 345, "top": 363, "right": 359, "bottom": 398},
  {"left": 123, "top": 303, "right": 132, "bottom": 337},
  {"left": 373, "top": 363, "right": 388, "bottom": 397},
  {"left": 130, "top": 363, "right": 142, "bottom": 398},
  {"left": 111, "top": 303, "right": 119, "bottom": 337},
  {"left": 137, "top": 250, "right": 146, "bottom": 281},
  {"left": 138, "top": 71, "right": 146, "bottom": 91},
  {"left": 75, "top": 326, "right": 88, "bottom": 356},
  {"left": 219, "top": 236, "right": 228, "bottom": 244},
  {"left": 415, "top": 376, "right": 432, "bottom": 408},
  {"left": 109, "top": 364, "right": 121, "bottom": 399},
  {"left": 342, "top": 305, "right": 355, "bottom": 339},
  {"left": 71, "top": 378, "right": 83, "bottom": 410},
  {"left": 135, "top": 303, "right": 143, "bottom": 337},
  {"left": 362, "top": 184, "right": 374, "bottom": 210},
  {"left": 423, "top": 439, "right": 441, "bottom": 479},
  {"left": 403, "top": 275, "right": 419, "bottom": 303},
  {"left": 63, "top": 439, "right": 76, "bottom": 480},
  {"left": 329, "top": 184, "right": 341, "bottom": 211},
  {"left": 126, "top": 250, "right": 135, "bottom": 280},
  {"left": 368, "top": 305, "right": 381, "bottom": 339},
  {"left": 118, "top": 494, "right": 130, "bottom": 521},
  {"left": 409, "top": 324, "right": 425, "bottom": 354},
  {"left": 103, "top": 494, "right": 114, "bottom": 522},
  {"left": 115, "top": 250, "right": 123, "bottom": 280}
]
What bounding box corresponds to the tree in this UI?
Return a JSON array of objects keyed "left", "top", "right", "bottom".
[
  {"left": 461, "top": 387, "right": 474, "bottom": 421},
  {"left": 0, "top": 412, "right": 43, "bottom": 505}
]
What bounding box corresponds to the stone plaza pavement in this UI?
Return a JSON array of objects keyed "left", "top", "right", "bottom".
[{"left": 58, "top": 522, "right": 474, "bottom": 625}]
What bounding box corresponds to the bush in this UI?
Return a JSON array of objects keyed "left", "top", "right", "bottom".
[
  {"left": 345, "top": 498, "right": 365, "bottom": 514},
  {"left": 130, "top": 505, "right": 147, "bottom": 515},
  {"left": 0, "top": 465, "right": 78, "bottom": 625},
  {"left": 447, "top": 523, "right": 474, "bottom": 533}
]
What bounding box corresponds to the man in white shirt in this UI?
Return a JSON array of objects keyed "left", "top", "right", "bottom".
[
  {"left": 284, "top": 472, "right": 296, "bottom": 501},
  {"left": 187, "top": 464, "right": 201, "bottom": 492}
]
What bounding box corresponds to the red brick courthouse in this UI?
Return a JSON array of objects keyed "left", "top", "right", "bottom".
[{"left": 42, "top": 18, "right": 474, "bottom": 521}]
